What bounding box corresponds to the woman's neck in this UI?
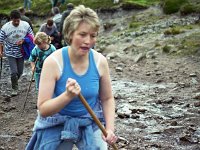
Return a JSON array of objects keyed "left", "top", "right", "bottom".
[
  {"left": 68, "top": 46, "right": 89, "bottom": 75},
  {"left": 68, "top": 46, "right": 88, "bottom": 63}
]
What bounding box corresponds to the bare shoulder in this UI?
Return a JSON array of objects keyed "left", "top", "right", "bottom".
[
  {"left": 92, "top": 49, "right": 107, "bottom": 64},
  {"left": 44, "top": 48, "right": 63, "bottom": 67},
  {"left": 45, "top": 49, "right": 62, "bottom": 62},
  {"left": 92, "top": 49, "right": 108, "bottom": 76}
]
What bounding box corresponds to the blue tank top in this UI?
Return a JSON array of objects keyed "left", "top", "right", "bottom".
[{"left": 54, "top": 47, "right": 100, "bottom": 116}]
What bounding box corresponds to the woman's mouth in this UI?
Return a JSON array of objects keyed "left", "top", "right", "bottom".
[{"left": 81, "top": 47, "right": 89, "bottom": 51}]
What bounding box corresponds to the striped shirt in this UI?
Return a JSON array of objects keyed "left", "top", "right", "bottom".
[{"left": 0, "top": 20, "right": 34, "bottom": 58}]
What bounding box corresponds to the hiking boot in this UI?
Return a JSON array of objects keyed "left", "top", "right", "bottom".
[{"left": 11, "top": 89, "right": 18, "bottom": 96}]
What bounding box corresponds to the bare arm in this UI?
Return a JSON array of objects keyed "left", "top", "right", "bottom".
[
  {"left": 30, "top": 62, "right": 35, "bottom": 72},
  {"left": 99, "top": 56, "right": 115, "bottom": 131},
  {"left": 98, "top": 54, "right": 117, "bottom": 144},
  {"left": 0, "top": 43, "right": 3, "bottom": 58}
]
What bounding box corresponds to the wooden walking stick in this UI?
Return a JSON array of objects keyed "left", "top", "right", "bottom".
[
  {"left": 21, "top": 58, "right": 38, "bottom": 115},
  {"left": 78, "top": 93, "right": 118, "bottom": 150}
]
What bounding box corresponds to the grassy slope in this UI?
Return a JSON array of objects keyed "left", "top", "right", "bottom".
[{"left": 0, "top": 0, "right": 160, "bottom": 16}]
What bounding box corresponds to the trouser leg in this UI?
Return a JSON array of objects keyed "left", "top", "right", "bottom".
[
  {"left": 16, "top": 57, "right": 24, "bottom": 79},
  {"left": 11, "top": 74, "right": 18, "bottom": 90},
  {"left": 7, "top": 56, "right": 24, "bottom": 90}
]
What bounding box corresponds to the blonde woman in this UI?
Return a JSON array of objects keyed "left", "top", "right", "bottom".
[
  {"left": 26, "top": 5, "right": 117, "bottom": 150},
  {"left": 29, "top": 32, "right": 56, "bottom": 89}
]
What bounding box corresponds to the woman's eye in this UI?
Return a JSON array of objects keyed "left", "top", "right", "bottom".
[
  {"left": 80, "top": 33, "right": 86, "bottom": 37},
  {"left": 91, "top": 35, "right": 97, "bottom": 38}
]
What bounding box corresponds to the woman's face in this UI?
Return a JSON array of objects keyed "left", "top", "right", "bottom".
[{"left": 70, "top": 22, "right": 97, "bottom": 55}]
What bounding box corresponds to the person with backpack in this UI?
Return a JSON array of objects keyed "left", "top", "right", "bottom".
[
  {"left": 29, "top": 32, "right": 56, "bottom": 90},
  {"left": 18, "top": 7, "right": 34, "bottom": 30},
  {"left": 26, "top": 5, "right": 117, "bottom": 149},
  {"left": 51, "top": 7, "right": 62, "bottom": 33},
  {"left": 59, "top": 3, "right": 74, "bottom": 45},
  {"left": 0, "top": 10, "right": 34, "bottom": 96},
  {"left": 39, "top": 18, "right": 62, "bottom": 49}
]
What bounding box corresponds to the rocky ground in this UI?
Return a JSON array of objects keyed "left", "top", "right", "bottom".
[{"left": 0, "top": 6, "right": 200, "bottom": 150}]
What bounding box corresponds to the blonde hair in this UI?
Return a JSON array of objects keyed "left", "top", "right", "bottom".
[
  {"left": 63, "top": 5, "right": 100, "bottom": 44},
  {"left": 34, "top": 32, "right": 51, "bottom": 45}
]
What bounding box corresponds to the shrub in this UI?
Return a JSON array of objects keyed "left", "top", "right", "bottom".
[
  {"left": 180, "top": 4, "right": 196, "bottom": 15},
  {"left": 163, "top": 45, "right": 171, "bottom": 53},
  {"left": 162, "top": 0, "right": 188, "bottom": 14},
  {"left": 164, "top": 27, "right": 182, "bottom": 35}
]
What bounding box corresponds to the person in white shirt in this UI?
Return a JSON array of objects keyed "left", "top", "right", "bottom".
[{"left": 0, "top": 10, "right": 34, "bottom": 96}]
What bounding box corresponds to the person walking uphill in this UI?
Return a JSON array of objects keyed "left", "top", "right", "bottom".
[
  {"left": 26, "top": 5, "right": 117, "bottom": 150},
  {"left": 39, "top": 18, "right": 62, "bottom": 49},
  {"left": 29, "top": 32, "right": 56, "bottom": 90},
  {"left": 0, "top": 10, "right": 34, "bottom": 96},
  {"left": 59, "top": 3, "right": 74, "bottom": 45}
]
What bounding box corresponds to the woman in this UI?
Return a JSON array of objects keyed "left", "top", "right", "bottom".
[{"left": 26, "top": 5, "right": 117, "bottom": 150}]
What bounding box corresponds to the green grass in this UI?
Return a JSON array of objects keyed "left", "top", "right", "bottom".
[
  {"left": 124, "top": 0, "right": 160, "bottom": 6},
  {"left": 0, "top": 0, "right": 161, "bottom": 16},
  {"left": 179, "top": 32, "right": 200, "bottom": 55}
]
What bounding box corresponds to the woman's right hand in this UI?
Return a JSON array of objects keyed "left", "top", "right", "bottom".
[{"left": 65, "top": 78, "right": 81, "bottom": 99}]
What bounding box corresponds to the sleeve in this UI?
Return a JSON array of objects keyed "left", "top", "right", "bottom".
[
  {"left": 29, "top": 47, "right": 37, "bottom": 62},
  {"left": 38, "top": 24, "right": 45, "bottom": 32},
  {"left": 27, "top": 26, "right": 34, "bottom": 37},
  {"left": 52, "top": 44, "right": 56, "bottom": 51},
  {"left": 0, "top": 29, "right": 6, "bottom": 44}
]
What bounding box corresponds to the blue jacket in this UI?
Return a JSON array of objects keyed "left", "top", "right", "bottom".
[{"left": 22, "top": 34, "right": 35, "bottom": 60}]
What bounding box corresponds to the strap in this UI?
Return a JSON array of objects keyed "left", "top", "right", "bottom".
[
  {"left": 91, "top": 49, "right": 101, "bottom": 69},
  {"left": 51, "top": 55, "right": 62, "bottom": 74}
]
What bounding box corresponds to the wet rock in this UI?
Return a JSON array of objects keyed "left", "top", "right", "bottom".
[
  {"left": 155, "top": 79, "right": 163, "bottom": 83},
  {"left": 146, "top": 50, "right": 156, "bottom": 59},
  {"left": 130, "top": 114, "right": 140, "bottom": 119},
  {"left": 106, "top": 52, "right": 118, "bottom": 60},
  {"left": 194, "top": 102, "right": 200, "bottom": 107},
  {"left": 2, "top": 106, "right": 10, "bottom": 112},
  {"left": 193, "top": 93, "right": 200, "bottom": 99},
  {"left": 15, "top": 130, "right": 24, "bottom": 136},
  {"left": 115, "top": 67, "right": 123, "bottom": 72},
  {"left": 170, "top": 121, "right": 178, "bottom": 126},
  {"left": 2, "top": 96, "right": 11, "bottom": 102},
  {"left": 0, "top": 146, "right": 5, "bottom": 150},
  {"left": 189, "top": 73, "right": 197, "bottom": 77},
  {"left": 117, "top": 107, "right": 132, "bottom": 118},
  {"left": 134, "top": 53, "right": 145, "bottom": 63},
  {"left": 0, "top": 111, "right": 5, "bottom": 116},
  {"left": 114, "top": 93, "right": 124, "bottom": 99}
]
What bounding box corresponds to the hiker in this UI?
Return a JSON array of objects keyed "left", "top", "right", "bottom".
[
  {"left": 59, "top": 3, "right": 74, "bottom": 45},
  {"left": 51, "top": 7, "right": 62, "bottom": 32},
  {"left": 26, "top": 5, "right": 117, "bottom": 149},
  {"left": 50, "top": 0, "right": 65, "bottom": 7},
  {"left": 39, "top": 18, "right": 62, "bottom": 49},
  {"left": 18, "top": 7, "right": 33, "bottom": 30},
  {"left": 29, "top": 32, "right": 56, "bottom": 90},
  {"left": 113, "top": 0, "right": 119, "bottom": 4},
  {"left": 24, "top": 0, "right": 32, "bottom": 11},
  {"left": 0, "top": 10, "right": 34, "bottom": 96}
]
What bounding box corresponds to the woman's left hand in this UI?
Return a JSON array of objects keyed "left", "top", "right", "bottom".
[{"left": 102, "top": 129, "right": 118, "bottom": 145}]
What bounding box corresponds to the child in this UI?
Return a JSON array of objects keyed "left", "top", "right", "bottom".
[{"left": 29, "top": 32, "right": 56, "bottom": 90}]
